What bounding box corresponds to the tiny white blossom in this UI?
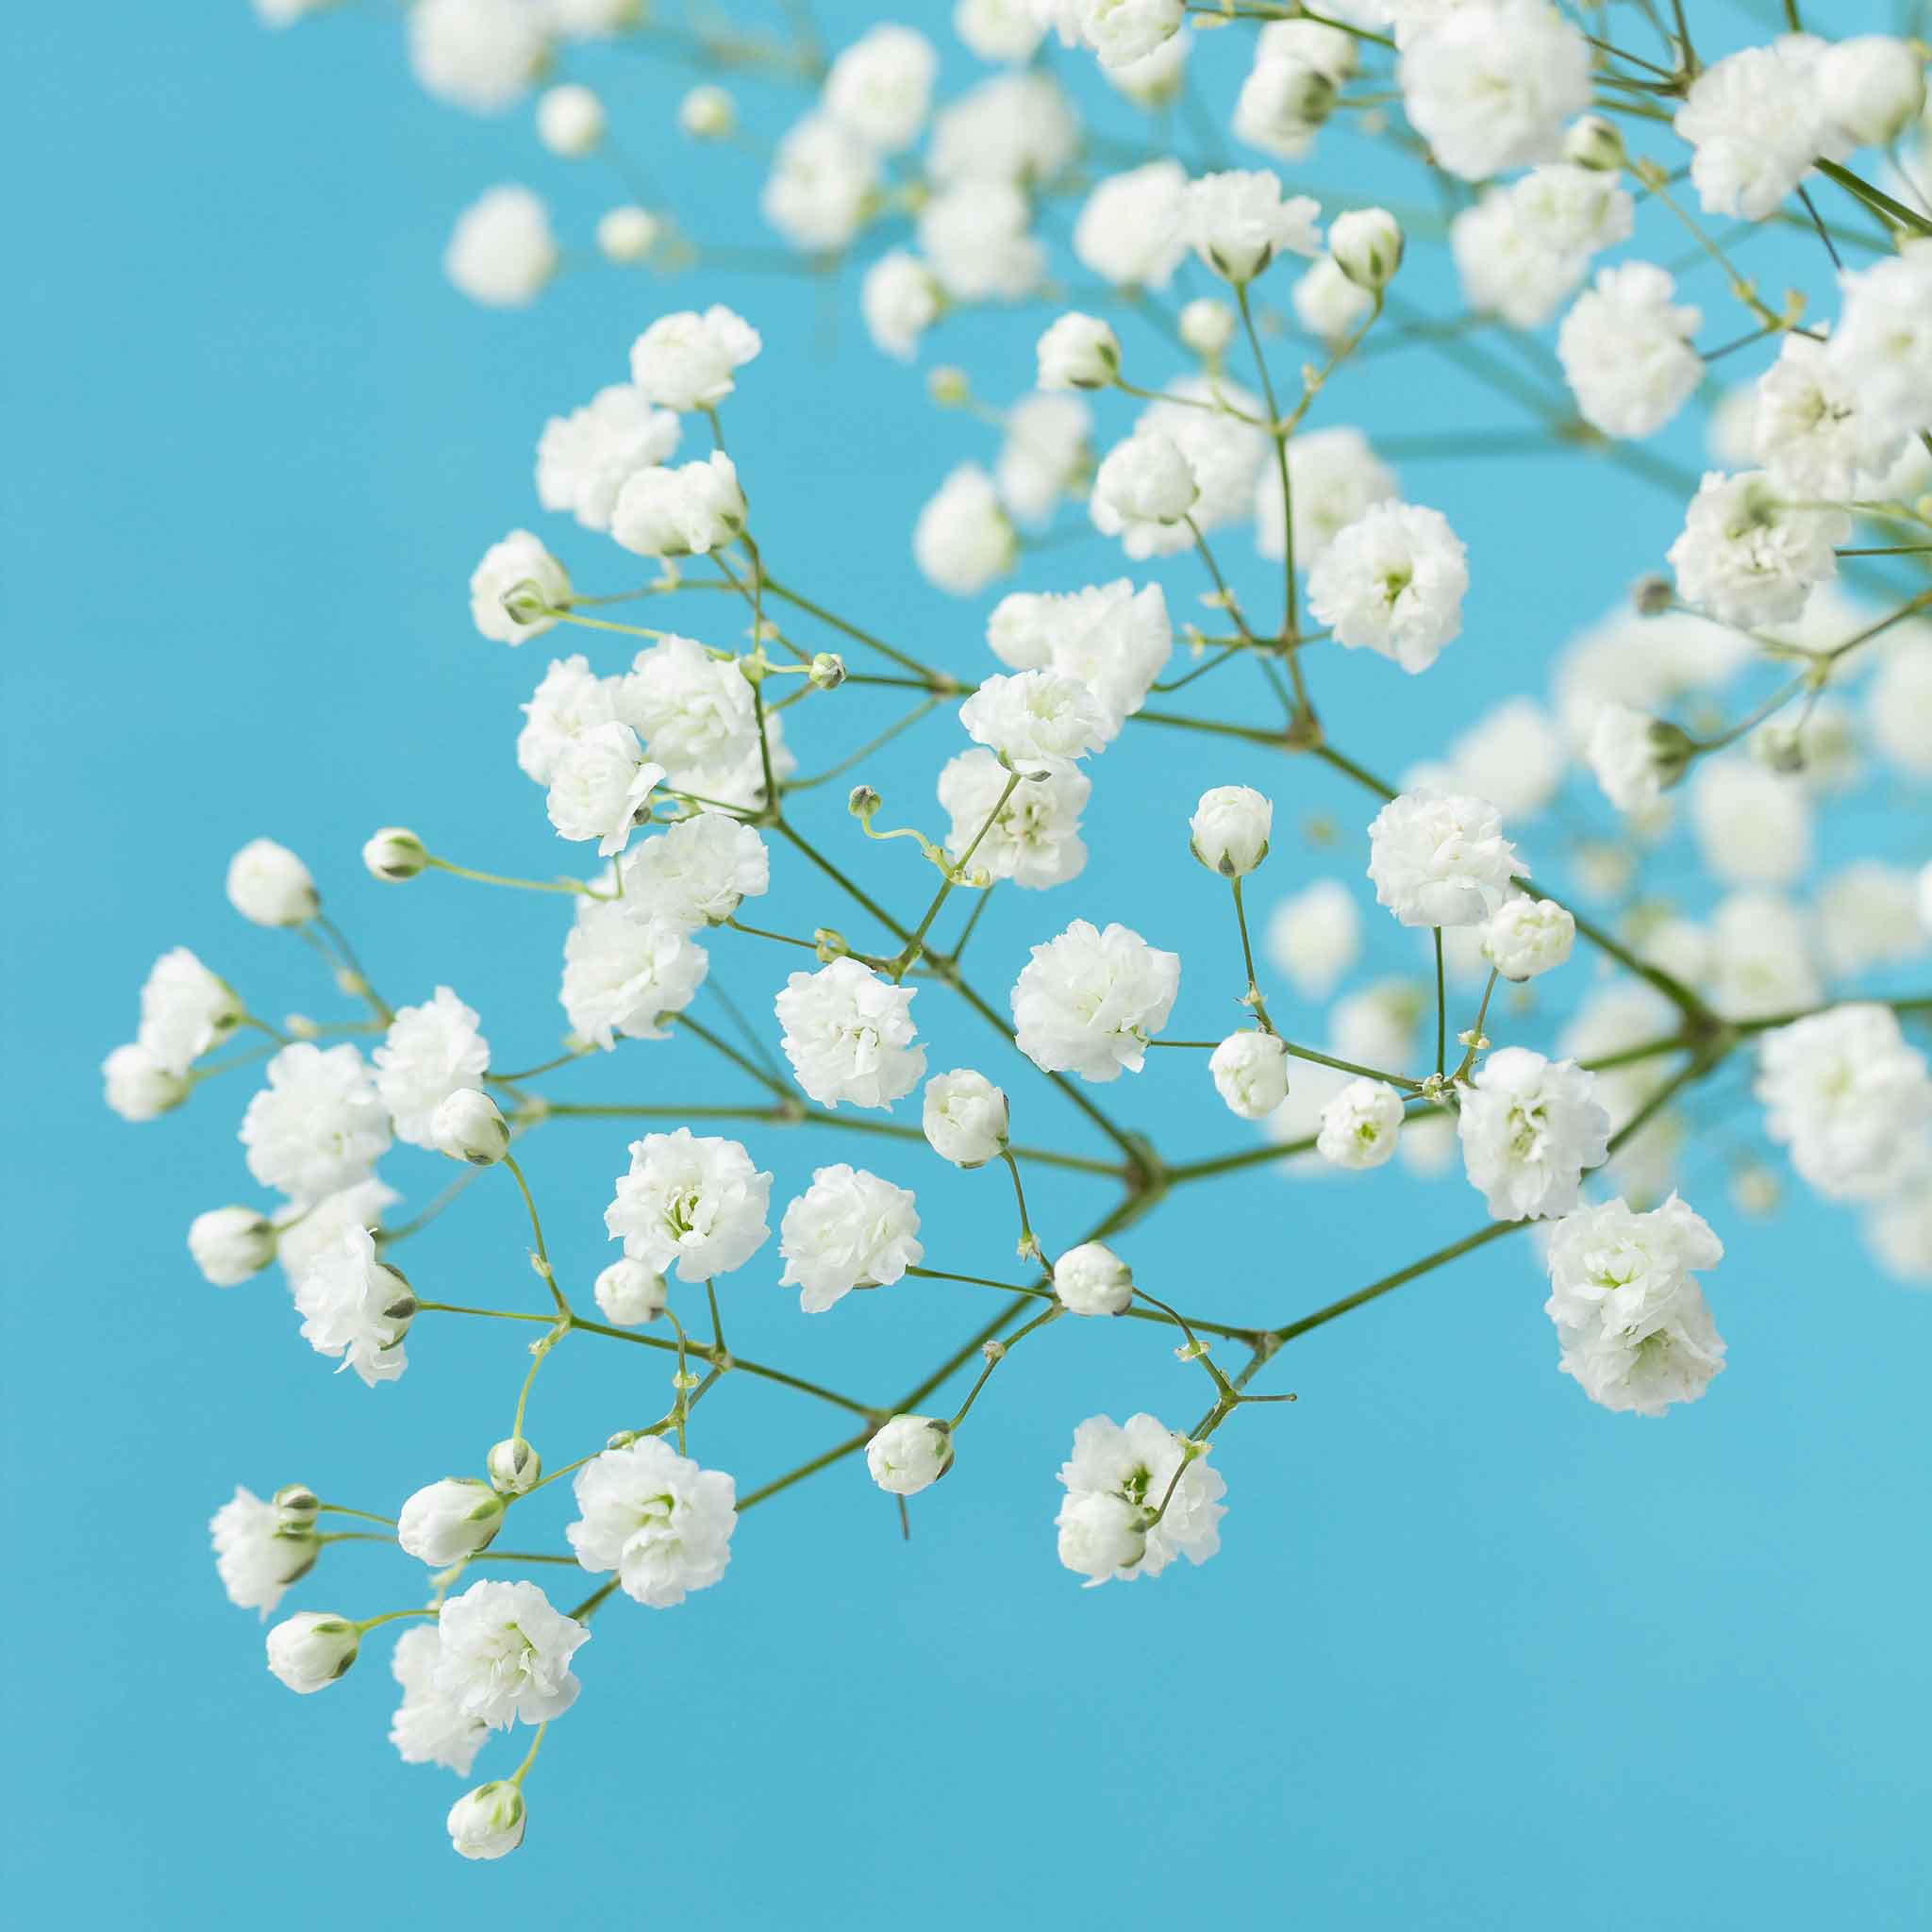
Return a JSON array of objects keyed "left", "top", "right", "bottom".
[
  {"left": 1037, "top": 311, "right": 1121, "bottom": 390},
  {"left": 1266, "top": 880, "right": 1361, "bottom": 1000},
  {"left": 1189, "top": 785, "right": 1272, "bottom": 876},
  {"left": 291, "top": 1224, "right": 416, "bottom": 1386},
  {"left": 544, "top": 722, "right": 664, "bottom": 857},
  {"left": 103, "top": 1042, "right": 189, "bottom": 1123},
  {"left": 1674, "top": 36, "right": 1842, "bottom": 220},
  {"left": 913, "top": 463, "right": 1018, "bottom": 594},
  {"left": 408, "top": 0, "right": 547, "bottom": 114},
  {"left": 1011, "top": 919, "right": 1180, "bottom": 1080},
  {"left": 958, "top": 668, "right": 1111, "bottom": 769},
  {"left": 1055, "top": 1240, "right": 1134, "bottom": 1316},
  {"left": 774, "top": 958, "right": 925, "bottom": 1110},
  {"left": 1667, "top": 473, "right": 1848, "bottom": 628},
  {"left": 860, "top": 252, "right": 942, "bottom": 360},
  {"left": 592, "top": 1257, "right": 667, "bottom": 1326},
  {"left": 561, "top": 903, "right": 708, "bottom": 1049},
  {"left": 778, "top": 1164, "right": 924, "bottom": 1312},
  {"left": 1074, "top": 161, "right": 1190, "bottom": 290},
  {"left": 225, "top": 840, "right": 317, "bottom": 927},
  {"left": 605, "top": 1129, "right": 772, "bottom": 1280},
  {"left": 1185, "top": 170, "right": 1322, "bottom": 283},
  {"left": 922, "top": 1069, "right": 1011, "bottom": 1168},
  {"left": 444, "top": 186, "right": 557, "bottom": 308},
  {"left": 938, "top": 747, "right": 1090, "bottom": 890},
  {"left": 629, "top": 307, "right": 762, "bottom": 411},
  {"left": 210, "top": 1487, "right": 318, "bottom": 1617},
  {"left": 138, "top": 947, "right": 241, "bottom": 1077},
  {"left": 1481, "top": 896, "right": 1574, "bottom": 981},
  {"left": 1056, "top": 1412, "right": 1225, "bottom": 1585},
  {"left": 1316, "top": 1078, "right": 1405, "bottom": 1170},
  {"left": 242, "top": 1043, "right": 391, "bottom": 1203},
  {"left": 433, "top": 1579, "right": 588, "bottom": 1726},
  {"left": 824, "top": 24, "right": 938, "bottom": 152},
  {"left": 1090, "top": 429, "right": 1199, "bottom": 557},
  {"left": 568, "top": 1438, "right": 737, "bottom": 1607},
  {"left": 1557, "top": 263, "right": 1702, "bottom": 441},
  {"left": 447, "top": 1783, "right": 525, "bottom": 1861},
  {"left": 398, "top": 1478, "right": 506, "bottom": 1568},
  {"left": 1366, "top": 790, "right": 1527, "bottom": 928},
  {"left": 1457, "top": 1048, "right": 1611, "bottom": 1221},
  {"left": 266, "top": 1611, "right": 359, "bottom": 1694},
  {"left": 1209, "top": 1030, "right": 1290, "bottom": 1121},
  {"left": 190, "top": 1207, "right": 277, "bottom": 1288},
  {"left": 536, "top": 386, "right": 680, "bottom": 533},
  {"left": 1307, "top": 500, "right": 1467, "bottom": 672},
  {"left": 866, "top": 1416, "right": 954, "bottom": 1495},
  {"left": 389, "top": 1625, "right": 487, "bottom": 1775},
  {"left": 375, "top": 987, "right": 491, "bottom": 1148}
]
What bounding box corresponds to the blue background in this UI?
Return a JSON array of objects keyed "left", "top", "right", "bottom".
[{"left": 7, "top": 3, "right": 1930, "bottom": 1926}]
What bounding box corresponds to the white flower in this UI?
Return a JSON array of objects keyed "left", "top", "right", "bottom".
[
  {"left": 433, "top": 1579, "right": 588, "bottom": 1725},
  {"left": 1073, "top": 162, "right": 1190, "bottom": 290},
  {"left": 1674, "top": 36, "right": 1841, "bottom": 219},
  {"left": 1037, "top": 312, "right": 1120, "bottom": 390},
  {"left": 1867, "top": 638, "right": 1932, "bottom": 777},
  {"left": 1557, "top": 263, "right": 1702, "bottom": 441},
  {"left": 544, "top": 721, "right": 663, "bottom": 857},
  {"left": 1821, "top": 37, "right": 1926, "bottom": 147},
  {"left": 592, "top": 1257, "right": 667, "bottom": 1326},
  {"left": 1457, "top": 1048, "right": 1611, "bottom": 1221},
  {"left": 985, "top": 580, "right": 1172, "bottom": 732},
  {"left": 824, "top": 24, "right": 937, "bottom": 152},
  {"left": 1751, "top": 332, "right": 1879, "bottom": 501},
  {"left": 958, "top": 668, "right": 1111, "bottom": 769},
  {"left": 1707, "top": 891, "right": 1822, "bottom": 1022},
  {"left": 866, "top": 1416, "right": 954, "bottom": 1495},
  {"left": 1055, "top": 1412, "right": 1225, "bottom": 1585},
  {"left": 774, "top": 958, "right": 925, "bottom": 1110},
  {"left": 225, "top": 840, "right": 317, "bottom": 927},
  {"left": 1233, "top": 21, "right": 1351, "bottom": 159},
  {"left": 1667, "top": 472, "right": 1848, "bottom": 627},
  {"left": 618, "top": 813, "right": 769, "bottom": 932},
  {"left": 610, "top": 453, "right": 745, "bottom": 558},
  {"left": 1586, "top": 702, "right": 1692, "bottom": 813},
  {"left": 434, "top": 1088, "right": 509, "bottom": 1167},
  {"left": 536, "top": 81, "right": 603, "bottom": 155},
  {"left": 1179, "top": 299, "right": 1234, "bottom": 357},
  {"left": 1054, "top": 1240, "right": 1134, "bottom": 1315},
  {"left": 1090, "top": 429, "right": 1198, "bottom": 557},
  {"left": 913, "top": 464, "right": 1017, "bottom": 594},
  {"left": 103, "top": 1042, "right": 188, "bottom": 1122},
  {"left": 1307, "top": 500, "right": 1467, "bottom": 672},
  {"left": 292, "top": 1224, "right": 416, "bottom": 1386},
  {"left": 629, "top": 307, "right": 762, "bottom": 411},
  {"left": 1316, "top": 1078, "right": 1404, "bottom": 1170},
  {"left": 1011, "top": 919, "right": 1180, "bottom": 1080},
  {"left": 1399, "top": 0, "right": 1590, "bottom": 181},
  {"left": 1135, "top": 375, "right": 1269, "bottom": 532},
  {"left": 1256, "top": 426, "right": 1398, "bottom": 568},
  {"left": 1209, "top": 1030, "right": 1290, "bottom": 1121},
  {"left": 561, "top": 903, "right": 708, "bottom": 1049},
  {"left": 242, "top": 1043, "right": 391, "bottom": 1202},
  {"left": 956, "top": 0, "right": 1045, "bottom": 63},
  {"left": 860, "top": 252, "right": 942, "bottom": 360},
  {"left": 1825, "top": 242, "right": 1932, "bottom": 439},
  {"left": 1266, "top": 879, "right": 1360, "bottom": 1000},
  {"left": 597, "top": 206, "right": 658, "bottom": 263},
  {"left": 1545, "top": 1194, "right": 1727, "bottom": 1417},
  {"left": 1817, "top": 862, "right": 1927, "bottom": 978},
  {"left": 266, "top": 1611, "right": 359, "bottom": 1694},
  {"left": 389, "top": 1626, "right": 487, "bottom": 1775},
  {"left": 1689, "top": 758, "right": 1811, "bottom": 888},
  {"left": 190, "top": 1207, "right": 276, "bottom": 1287},
  {"left": 1366, "top": 790, "right": 1526, "bottom": 927},
  {"left": 568, "top": 1438, "right": 737, "bottom": 1607},
  {"left": 1189, "top": 784, "right": 1272, "bottom": 876},
  {"left": 1291, "top": 257, "right": 1373, "bottom": 342},
  {"left": 398, "top": 1478, "right": 506, "bottom": 1567},
  {"left": 605, "top": 1129, "right": 772, "bottom": 1280},
  {"left": 1186, "top": 170, "right": 1322, "bottom": 282},
  {"left": 616, "top": 634, "right": 763, "bottom": 800},
  {"left": 1481, "top": 896, "right": 1574, "bottom": 981},
  {"left": 1450, "top": 162, "right": 1634, "bottom": 329},
  {"left": 138, "top": 946, "right": 241, "bottom": 1076},
  {"left": 375, "top": 987, "right": 491, "bottom": 1148},
  {"left": 1756, "top": 1005, "right": 1932, "bottom": 1201},
  {"left": 938, "top": 746, "right": 1089, "bottom": 890},
  {"left": 778, "top": 1164, "right": 924, "bottom": 1312},
  {"left": 408, "top": 0, "right": 547, "bottom": 114},
  {"left": 275, "top": 1176, "right": 399, "bottom": 1285},
  {"left": 447, "top": 1783, "right": 525, "bottom": 1861},
  {"left": 761, "top": 114, "right": 878, "bottom": 252},
  {"left": 470, "top": 528, "right": 569, "bottom": 644},
  {"left": 210, "top": 1488, "right": 318, "bottom": 1616},
  {"left": 917, "top": 178, "right": 1044, "bottom": 299},
  {"left": 444, "top": 185, "right": 556, "bottom": 308},
  {"left": 677, "top": 83, "right": 736, "bottom": 139},
  {"left": 923, "top": 1069, "right": 1010, "bottom": 1168},
  {"left": 536, "top": 385, "right": 680, "bottom": 533},
  {"left": 997, "top": 394, "right": 1091, "bottom": 525},
  {"left": 1077, "top": 0, "right": 1182, "bottom": 69},
  {"left": 1329, "top": 208, "right": 1403, "bottom": 290}
]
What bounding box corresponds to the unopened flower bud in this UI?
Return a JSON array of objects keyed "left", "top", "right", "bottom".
[
  {"left": 536, "top": 82, "right": 605, "bottom": 158},
  {"left": 592, "top": 1257, "right": 667, "bottom": 1326},
  {"left": 922, "top": 1068, "right": 1009, "bottom": 1168},
  {"left": 1563, "top": 114, "right": 1625, "bottom": 172},
  {"left": 1179, "top": 297, "right": 1235, "bottom": 358},
  {"left": 486, "top": 1436, "right": 542, "bottom": 1497},
  {"left": 448, "top": 1781, "right": 527, "bottom": 1862},
  {"left": 1189, "top": 784, "right": 1273, "bottom": 876},
  {"left": 1209, "top": 1030, "right": 1290, "bottom": 1120},
  {"left": 596, "top": 205, "right": 659, "bottom": 264},
  {"left": 678, "top": 84, "right": 736, "bottom": 139},
  {"left": 1054, "top": 1241, "right": 1134, "bottom": 1317},
  {"left": 848, "top": 785, "right": 881, "bottom": 818},
  {"left": 1751, "top": 722, "right": 1807, "bottom": 774},
  {"left": 1631, "top": 574, "right": 1674, "bottom": 617},
  {"left": 102, "top": 1042, "right": 189, "bottom": 1123},
  {"left": 225, "top": 838, "right": 318, "bottom": 927},
  {"left": 189, "top": 1206, "right": 277, "bottom": 1287},
  {"left": 363, "top": 827, "right": 428, "bottom": 881},
  {"left": 1036, "top": 311, "right": 1121, "bottom": 390},
  {"left": 1820, "top": 35, "right": 1926, "bottom": 146},
  {"left": 397, "top": 1476, "right": 507, "bottom": 1567},
  {"left": 273, "top": 1484, "right": 321, "bottom": 1529},
  {"left": 865, "top": 1415, "right": 954, "bottom": 1495},
  {"left": 265, "top": 1611, "right": 359, "bottom": 1694},
  {"left": 809, "top": 652, "right": 846, "bottom": 690},
  {"left": 1327, "top": 208, "right": 1403, "bottom": 291},
  {"left": 432, "top": 1088, "right": 509, "bottom": 1166}
]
